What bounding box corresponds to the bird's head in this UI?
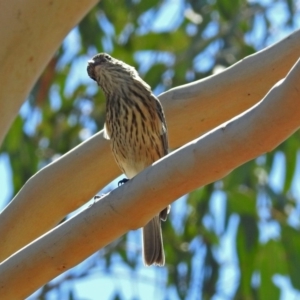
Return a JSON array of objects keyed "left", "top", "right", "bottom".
[{"left": 87, "top": 53, "right": 150, "bottom": 94}]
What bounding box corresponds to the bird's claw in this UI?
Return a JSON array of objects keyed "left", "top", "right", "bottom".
[{"left": 118, "top": 178, "right": 129, "bottom": 186}]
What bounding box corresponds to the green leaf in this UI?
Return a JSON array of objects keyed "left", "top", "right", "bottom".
[
  {"left": 255, "top": 240, "right": 288, "bottom": 299},
  {"left": 283, "top": 136, "right": 299, "bottom": 192},
  {"left": 227, "top": 188, "right": 256, "bottom": 216},
  {"left": 236, "top": 216, "right": 258, "bottom": 298},
  {"left": 281, "top": 225, "right": 300, "bottom": 290},
  {"left": 143, "top": 63, "right": 166, "bottom": 88},
  {"left": 216, "top": 0, "right": 241, "bottom": 20}
]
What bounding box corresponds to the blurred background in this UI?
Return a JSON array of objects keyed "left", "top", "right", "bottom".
[{"left": 1, "top": 0, "right": 300, "bottom": 299}]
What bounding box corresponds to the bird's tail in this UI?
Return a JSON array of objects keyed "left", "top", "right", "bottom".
[{"left": 142, "top": 215, "right": 165, "bottom": 266}]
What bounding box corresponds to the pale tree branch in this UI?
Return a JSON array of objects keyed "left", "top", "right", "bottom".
[
  {"left": 0, "top": 0, "right": 99, "bottom": 146},
  {"left": 0, "top": 56, "right": 300, "bottom": 300},
  {"left": 0, "top": 29, "right": 300, "bottom": 263}
]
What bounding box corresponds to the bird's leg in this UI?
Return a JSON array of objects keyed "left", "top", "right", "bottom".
[
  {"left": 92, "top": 195, "right": 101, "bottom": 205},
  {"left": 118, "top": 178, "right": 129, "bottom": 186},
  {"left": 92, "top": 194, "right": 105, "bottom": 204}
]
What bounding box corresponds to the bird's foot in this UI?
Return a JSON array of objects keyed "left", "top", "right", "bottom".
[
  {"left": 118, "top": 178, "right": 129, "bottom": 186},
  {"left": 93, "top": 195, "right": 100, "bottom": 206},
  {"left": 93, "top": 194, "right": 105, "bottom": 204}
]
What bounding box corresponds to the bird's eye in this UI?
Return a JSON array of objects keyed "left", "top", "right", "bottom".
[{"left": 104, "top": 55, "right": 111, "bottom": 60}]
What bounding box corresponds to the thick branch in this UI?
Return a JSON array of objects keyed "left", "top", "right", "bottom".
[
  {"left": 161, "top": 30, "right": 300, "bottom": 147},
  {"left": 0, "top": 0, "right": 98, "bottom": 145},
  {"left": 0, "top": 30, "right": 300, "bottom": 262},
  {"left": 1, "top": 57, "right": 300, "bottom": 300}
]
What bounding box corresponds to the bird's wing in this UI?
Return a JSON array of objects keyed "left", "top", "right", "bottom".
[
  {"left": 160, "top": 122, "right": 168, "bottom": 156},
  {"left": 154, "top": 95, "right": 169, "bottom": 155}
]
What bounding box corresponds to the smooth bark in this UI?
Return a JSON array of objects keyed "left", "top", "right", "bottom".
[{"left": 0, "top": 0, "right": 98, "bottom": 145}]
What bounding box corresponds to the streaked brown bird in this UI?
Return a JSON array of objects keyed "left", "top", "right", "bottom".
[{"left": 87, "top": 53, "right": 170, "bottom": 266}]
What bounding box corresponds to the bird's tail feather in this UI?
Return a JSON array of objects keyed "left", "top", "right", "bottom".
[{"left": 142, "top": 216, "right": 164, "bottom": 266}]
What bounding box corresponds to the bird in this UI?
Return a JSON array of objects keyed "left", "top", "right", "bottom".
[{"left": 87, "top": 53, "right": 170, "bottom": 266}]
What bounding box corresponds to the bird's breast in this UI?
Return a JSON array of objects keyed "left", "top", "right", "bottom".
[{"left": 106, "top": 95, "right": 164, "bottom": 178}]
